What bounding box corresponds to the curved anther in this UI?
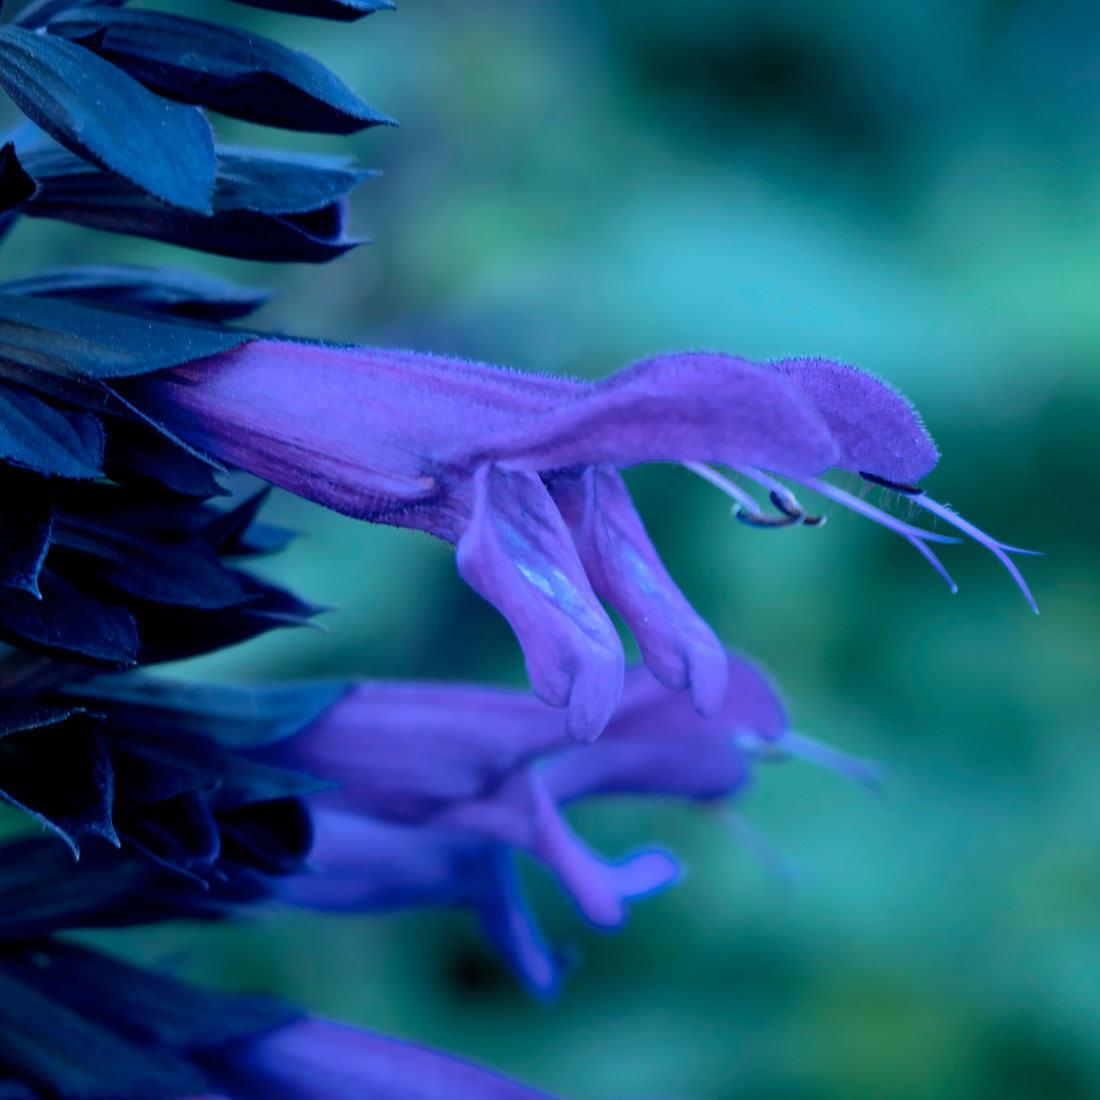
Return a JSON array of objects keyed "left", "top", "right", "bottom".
[
  {"left": 766, "top": 490, "right": 825, "bottom": 527},
  {"left": 685, "top": 462, "right": 825, "bottom": 530},
  {"left": 768, "top": 490, "right": 803, "bottom": 519},
  {"left": 735, "top": 466, "right": 824, "bottom": 528},
  {"left": 734, "top": 506, "right": 802, "bottom": 529}
]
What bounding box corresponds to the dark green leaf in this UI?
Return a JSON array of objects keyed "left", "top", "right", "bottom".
[
  {"left": 215, "top": 144, "right": 370, "bottom": 213},
  {"left": 15, "top": 0, "right": 126, "bottom": 30},
  {"left": 5, "top": 941, "right": 297, "bottom": 1053},
  {"left": 0, "top": 1080, "right": 37, "bottom": 1099},
  {"left": 0, "top": 378, "right": 104, "bottom": 478},
  {"left": 48, "top": 9, "right": 393, "bottom": 134},
  {"left": 109, "top": 747, "right": 212, "bottom": 808},
  {"left": 0, "top": 27, "right": 215, "bottom": 212},
  {"left": 103, "top": 416, "right": 227, "bottom": 498},
  {"left": 106, "top": 725, "right": 331, "bottom": 804},
  {"left": 0, "top": 700, "right": 88, "bottom": 739},
  {"left": 51, "top": 515, "right": 250, "bottom": 609},
  {"left": 0, "top": 569, "right": 138, "bottom": 665},
  {"left": 0, "top": 836, "right": 151, "bottom": 941},
  {"left": 0, "top": 292, "right": 250, "bottom": 381},
  {"left": 133, "top": 571, "right": 328, "bottom": 663},
  {"left": 201, "top": 490, "right": 297, "bottom": 556},
  {"left": 0, "top": 963, "right": 206, "bottom": 1100},
  {"left": 116, "top": 789, "right": 221, "bottom": 876},
  {"left": 1, "top": 264, "right": 271, "bottom": 322},
  {"left": 21, "top": 145, "right": 366, "bottom": 262},
  {"left": 0, "top": 715, "right": 117, "bottom": 855},
  {"left": 68, "top": 674, "right": 348, "bottom": 746},
  {"left": 0, "top": 470, "right": 53, "bottom": 596},
  {"left": 217, "top": 797, "right": 314, "bottom": 875}
]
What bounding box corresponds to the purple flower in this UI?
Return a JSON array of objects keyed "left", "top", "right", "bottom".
[
  {"left": 126, "top": 342, "right": 1036, "bottom": 741},
  {"left": 264, "top": 653, "right": 869, "bottom": 993},
  {"left": 264, "top": 652, "right": 794, "bottom": 827},
  {"left": 198, "top": 1016, "right": 558, "bottom": 1100},
  {"left": 276, "top": 809, "right": 669, "bottom": 995}
]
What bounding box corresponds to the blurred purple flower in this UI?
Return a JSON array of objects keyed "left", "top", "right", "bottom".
[
  {"left": 127, "top": 343, "right": 1035, "bottom": 741},
  {"left": 265, "top": 653, "right": 872, "bottom": 994},
  {"left": 198, "top": 1016, "right": 557, "bottom": 1100},
  {"left": 276, "top": 808, "right": 669, "bottom": 996}
]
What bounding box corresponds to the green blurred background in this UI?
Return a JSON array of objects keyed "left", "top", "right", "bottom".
[{"left": 3, "top": 0, "right": 1099, "bottom": 1096}]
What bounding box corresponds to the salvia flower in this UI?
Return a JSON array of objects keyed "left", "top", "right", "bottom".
[
  {"left": 127, "top": 342, "right": 1037, "bottom": 740},
  {"left": 204, "top": 1016, "right": 556, "bottom": 1100},
  {"left": 0, "top": 0, "right": 1037, "bottom": 1096},
  {"left": 265, "top": 653, "right": 867, "bottom": 994},
  {"left": 0, "top": 649, "right": 859, "bottom": 1006}
]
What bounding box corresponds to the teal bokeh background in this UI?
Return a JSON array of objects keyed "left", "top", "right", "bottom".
[{"left": 2, "top": 0, "right": 1098, "bottom": 1096}]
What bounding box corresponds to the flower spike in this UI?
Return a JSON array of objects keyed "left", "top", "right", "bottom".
[{"left": 0, "top": 0, "right": 1040, "bottom": 1091}]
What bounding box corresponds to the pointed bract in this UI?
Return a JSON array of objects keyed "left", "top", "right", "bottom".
[{"left": 20, "top": 145, "right": 367, "bottom": 263}]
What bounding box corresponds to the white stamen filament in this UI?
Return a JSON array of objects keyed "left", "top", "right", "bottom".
[
  {"left": 681, "top": 461, "right": 760, "bottom": 515},
  {"left": 800, "top": 476, "right": 961, "bottom": 594}
]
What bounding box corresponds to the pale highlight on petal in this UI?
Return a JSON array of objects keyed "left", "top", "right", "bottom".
[
  {"left": 553, "top": 464, "right": 728, "bottom": 716},
  {"left": 456, "top": 463, "right": 624, "bottom": 742}
]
